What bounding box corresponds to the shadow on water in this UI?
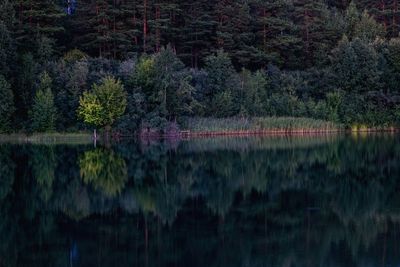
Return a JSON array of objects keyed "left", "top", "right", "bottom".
[{"left": 0, "top": 134, "right": 400, "bottom": 266}]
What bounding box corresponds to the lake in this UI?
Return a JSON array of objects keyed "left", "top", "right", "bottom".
[{"left": 0, "top": 134, "right": 400, "bottom": 267}]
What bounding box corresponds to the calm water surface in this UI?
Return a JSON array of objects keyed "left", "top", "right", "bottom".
[{"left": 1, "top": 134, "right": 400, "bottom": 267}]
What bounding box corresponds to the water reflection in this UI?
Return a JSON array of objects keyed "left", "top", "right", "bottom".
[
  {"left": 0, "top": 135, "right": 399, "bottom": 266},
  {"left": 79, "top": 148, "right": 128, "bottom": 197}
]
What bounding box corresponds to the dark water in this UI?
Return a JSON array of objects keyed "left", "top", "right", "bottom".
[{"left": 1, "top": 134, "right": 400, "bottom": 267}]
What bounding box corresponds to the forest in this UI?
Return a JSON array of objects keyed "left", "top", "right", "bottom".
[{"left": 1, "top": 0, "right": 400, "bottom": 134}]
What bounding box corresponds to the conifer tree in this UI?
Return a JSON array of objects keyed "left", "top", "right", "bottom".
[
  {"left": 15, "top": 0, "right": 65, "bottom": 52},
  {"left": 213, "top": 0, "right": 258, "bottom": 68},
  {"left": 293, "top": 0, "right": 343, "bottom": 67},
  {"left": 251, "top": 0, "right": 302, "bottom": 68},
  {"left": 180, "top": 0, "right": 214, "bottom": 68},
  {"left": 0, "top": 0, "right": 17, "bottom": 76}
]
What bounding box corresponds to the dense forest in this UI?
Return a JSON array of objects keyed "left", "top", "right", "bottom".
[{"left": 1, "top": 0, "right": 400, "bottom": 133}]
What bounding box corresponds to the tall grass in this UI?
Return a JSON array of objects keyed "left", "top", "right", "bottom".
[{"left": 183, "top": 117, "right": 341, "bottom": 133}]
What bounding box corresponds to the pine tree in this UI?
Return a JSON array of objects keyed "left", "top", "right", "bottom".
[
  {"left": 71, "top": 0, "right": 113, "bottom": 57},
  {"left": 213, "top": 0, "right": 258, "bottom": 68},
  {"left": 71, "top": 0, "right": 142, "bottom": 58},
  {"left": 114, "top": 0, "right": 142, "bottom": 57},
  {"left": 106, "top": 0, "right": 143, "bottom": 58},
  {"left": 354, "top": 0, "right": 400, "bottom": 37},
  {"left": 251, "top": 0, "right": 302, "bottom": 68},
  {"left": 0, "top": 0, "right": 17, "bottom": 76},
  {"left": 146, "top": 0, "right": 181, "bottom": 54},
  {"left": 15, "top": 0, "right": 65, "bottom": 52},
  {"left": 293, "top": 0, "right": 344, "bottom": 67},
  {"left": 180, "top": 0, "right": 214, "bottom": 68}
]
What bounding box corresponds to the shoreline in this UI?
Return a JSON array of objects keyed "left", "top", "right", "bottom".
[
  {"left": 0, "top": 133, "right": 93, "bottom": 144},
  {"left": 139, "top": 127, "right": 400, "bottom": 139},
  {"left": 1, "top": 127, "right": 399, "bottom": 144}
]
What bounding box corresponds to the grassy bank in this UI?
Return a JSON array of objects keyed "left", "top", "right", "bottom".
[
  {"left": 181, "top": 117, "right": 341, "bottom": 136},
  {"left": 0, "top": 133, "right": 93, "bottom": 145}
]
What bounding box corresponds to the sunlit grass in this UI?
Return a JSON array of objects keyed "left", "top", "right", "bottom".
[{"left": 183, "top": 117, "right": 341, "bottom": 133}]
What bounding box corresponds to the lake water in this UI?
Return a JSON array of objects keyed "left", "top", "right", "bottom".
[{"left": 1, "top": 134, "right": 400, "bottom": 267}]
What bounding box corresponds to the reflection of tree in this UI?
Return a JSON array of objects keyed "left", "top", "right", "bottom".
[
  {"left": 2, "top": 136, "right": 400, "bottom": 267},
  {"left": 58, "top": 177, "right": 91, "bottom": 221},
  {"left": 30, "top": 145, "right": 56, "bottom": 202},
  {"left": 0, "top": 145, "right": 14, "bottom": 201},
  {"left": 79, "top": 148, "right": 128, "bottom": 197}
]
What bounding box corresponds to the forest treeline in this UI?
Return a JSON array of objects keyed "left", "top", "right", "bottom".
[{"left": 1, "top": 0, "right": 400, "bottom": 133}]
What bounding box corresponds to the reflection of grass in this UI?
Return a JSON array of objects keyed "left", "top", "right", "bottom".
[
  {"left": 0, "top": 133, "right": 92, "bottom": 145},
  {"left": 180, "top": 135, "right": 340, "bottom": 153}
]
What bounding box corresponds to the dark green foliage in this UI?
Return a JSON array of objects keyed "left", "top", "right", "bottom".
[
  {"left": 15, "top": 53, "right": 37, "bottom": 123},
  {"left": 239, "top": 69, "right": 268, "bottom": 116},
  {"left": 0, "top": 76, "right": 15, "bottom": 132},
  {"left": 116, "top": 92, "right": 146, "bottom": 135},
  {"left": 0, "top": 0, "right": 399, "bottom": 132},
  {"left": 52, "top": 59, "right": 89, "bottom": 129},
  {"left": 331, "top": 37, "right": 381, "bottom": 93},
  {"left": 0, "top": 16, "right": 16, "bottom": 76},
  {"left": 153, "top": 46, "right": 198, "bottom": 119},
  {"left": 30, "top": 72, "right": 57, "bottom": 132},
  {"left": 180, "top": 0, "right": 214, "bottom": 68},
  {"left": 15, "top": 0, "right": 65, "bottom": 54},
  {"left": 214, "top": 0, "right": 258, "bottom": 68},
  {"left": 204, "top": 50, "right": 240, "bottom": 117},
  {"left": 70, "top": 0, "right": 141, "bottom": 58}
]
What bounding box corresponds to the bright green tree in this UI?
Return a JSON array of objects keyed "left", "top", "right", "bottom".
[
  {"left": 78, "top": 76, "right": 127, "bottom": 134},
  {"left": 30, "top": 72, "right": 57, "bottom": 132},
  {"left": 0, "top": 75, "right": 15, "bottom": 132}
]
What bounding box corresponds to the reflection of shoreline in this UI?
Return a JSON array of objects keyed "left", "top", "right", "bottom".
[{"left": 1, "top": 136, "right": 400, "bottom": 266}]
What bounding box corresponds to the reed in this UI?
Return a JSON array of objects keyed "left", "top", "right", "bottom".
[{"left": 183, "top": 117, "right": 341, "bottom": 134}]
